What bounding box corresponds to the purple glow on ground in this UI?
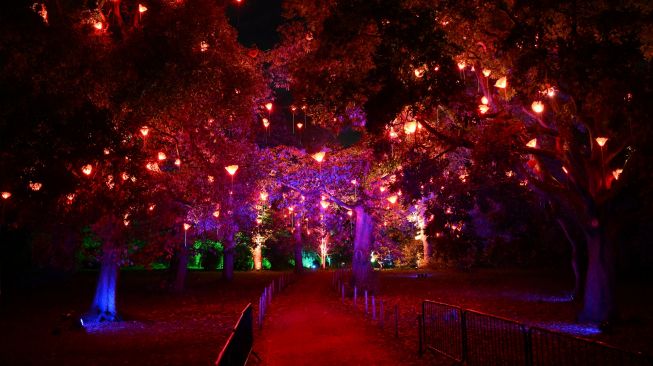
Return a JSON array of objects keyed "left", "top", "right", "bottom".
[
  {"left": 532, "top": 321, "right": 602, "bottom": 336},
  {"left": 501, "top": 291, "right": 574, "bottom": 303}
]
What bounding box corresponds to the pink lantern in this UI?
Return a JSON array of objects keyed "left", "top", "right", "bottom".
[{"left": 225, "top": 165, "right": 239, "bottom": 176}]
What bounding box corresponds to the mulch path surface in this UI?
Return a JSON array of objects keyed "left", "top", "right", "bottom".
[{"left": 251, "top": 271, "right": 445, "bottom": 366}]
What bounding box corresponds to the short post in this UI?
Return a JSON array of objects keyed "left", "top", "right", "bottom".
[
  {"left": 372, "top": 296, "right": 376, "bottom": 320},
  {"left": 418, "top": 314, "right": 423, "bottom": 356},
  {"left": 365, "top": 290, "right": 368, "bottom": 314},
  {"left": 354, "top": 286, "right": 357, "bottom": 307},
  {"left": 341, "top": 284, "right": 345, "bottom": 303},
  {"left": 394, "top": 304, "right": 399, "bottom": 338}
]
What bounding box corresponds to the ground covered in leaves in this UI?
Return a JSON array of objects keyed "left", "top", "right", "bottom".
[
  {"left": 0, "top": 270, "right": 279, "bottom": 365},
  {"left": 334, "top": 268, "right": 653, "bottom": 360}
]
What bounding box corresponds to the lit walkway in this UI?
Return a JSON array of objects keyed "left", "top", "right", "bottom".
[{"left": 249, "top": 271, "right": 423, "bottom": 366}]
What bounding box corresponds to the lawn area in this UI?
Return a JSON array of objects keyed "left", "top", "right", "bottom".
[
  {"left": 344, "top": 268, "right": 653, "bottom": 359},
  {"left": 0, "top": 270, "right": 281, "bottom": 365}
]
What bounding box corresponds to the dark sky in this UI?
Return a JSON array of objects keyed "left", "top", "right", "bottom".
[{"left": 227, "top": 0, "right": 283, "bottom": 50}]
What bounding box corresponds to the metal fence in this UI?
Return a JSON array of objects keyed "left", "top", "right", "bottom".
[
  {"left": 420, "top": 300, "right": 652, "bottom": 366},
  {"left": 215, "top": 303, "right": 253, "bottom": 366}
]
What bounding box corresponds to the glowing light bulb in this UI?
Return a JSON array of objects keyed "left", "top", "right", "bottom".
[
  {"left": 183, "top": 223, "right": 191, "bottom": 231},
  {"left": 225, "top": 165, "right": 239, "bottom": 175},
  {"left": 1, "top": 192, "right": 11, "bottom": 199},
  {"left": 297, "top": 122, "right": 303, "bottom": 129},
  {"left": 482, "top": 69, "right": 491, "bottom": 77},
  {"left": 200, "top": 41, "right": 209, "bottom": 52},
  {"left": 158, "top": 152, "right": 166, "bottom": 160},
  {"left": 495, "top": 76, "right": 507, "bottom": 89},
  {"left": 478, "top": 105, "right": 489, "bottom": 114},
  {"left": 213, "top": 210, "right": 220, "bottom": 218},
  {"left": 613, "top": 168, "right": 623, "bottom": 180},
  {"left": 404, "top": 121, "right": 417, "bottom": 134},
  {"left": 29, "top": 182, "right": 42, "bottom": 191},
  {"left": 138, "top": 4, "right": 147, "bottom": 13},
  {"left": 262, "top": 118, "right": 270, "bottom": 128},
  {"left": 140, "top": 126, "right": 149, "bottom": 137},
  {"left": 526, "top": 138, "right": 537, "bottom": 148},
  {"left": 387, "top": 195, "right": 398, "bottom": 204},
  {"left": 265, "top": 102, "right": 273, "bottom": 111},
  {"left": 457, "top": 61, "right": 466, "bottom": 70},
  {"left": 595, "top": 137, "right": 608, "bottom": 147},
  {"left": 531, "top": 101, "right": 544, "bottom": 113},
  {"left": 347, "top": 210, "right": 353, "bottom": 216},
  {"left": 174, "top": 158, "right": 181, "bottom": 166},
  {"left": 481, "top": 96, "right": 489, "bottom": 105},
  {"left": 312, "top": 151, "right": 326, "bottom": 163},
  {"left": 320, "top": 200, "right": 329, "bottom": 209},
  {"left": 260, "top": 192, "right": 268, "bottom": 201},
  {"left": 94, "top": 22, "right": 103, "bottom": 30},
  {"left": 389, "top": 128, "right": 398, "bottom": 139},
  {"left": 82, "top": 164, "right": 93, "bottom": 176}
]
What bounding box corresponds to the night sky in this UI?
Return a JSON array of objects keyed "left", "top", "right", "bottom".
[{"left": 227, "top": 0, "right": 283, "bottom": 50}]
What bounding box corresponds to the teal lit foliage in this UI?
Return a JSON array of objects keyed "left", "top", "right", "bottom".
[
  {"left": 189, "top": 239, "right": 223, "bottom": 270},
  {"left": 235, "top": 233, "right": 254, "bottom": 271},
  {"left": 302, "top": 250, "right": 320, "bottom": 269},
  {"left": 262, "top": 257, "right": 272, "bottom": 270}
]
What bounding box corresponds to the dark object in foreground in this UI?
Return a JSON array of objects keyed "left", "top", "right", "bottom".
[
  {"left": 215, "top": 303, "right": 253, "bottom": 366},
  {"left": 419, "top": 300, "right": 652, "bottom": 366}
]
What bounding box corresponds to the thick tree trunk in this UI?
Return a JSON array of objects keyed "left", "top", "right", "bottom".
[
  {"left": 556, "top": 219, "right": 585, "bottom": 300},
  {"left": 172, "top": 243, "right": 188, "bottom": 293},
  {"left": 419, "top": 231, "right": 431, "bottom": 268},
  {"left": 253, "top": 243, "right": 262, "bottom": 270},
  {"left": 293, "top": 218, "right": 303, "bottom": 273},
  {"left": 352, "top": 206, "right": 374, "bottom": 290},
  {"left": 88, "top": 243, "right": 119, "bottom": 322},
  {"left": 579, "top": 225, "right": 615, "bottom": 324}
]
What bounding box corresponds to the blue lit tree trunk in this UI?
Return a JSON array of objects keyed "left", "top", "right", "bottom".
[
  {"left": 579, "top": 224, "right": 615, "bottom": 324},
  {"left": 88, "top": 243, "right": 120, "bottom": 322},
  {"left": 352, "top": 206, "right": 374, "bottom": 290},
  {"left": 293, "top": 217, "right": 303, "bottom": 273}
]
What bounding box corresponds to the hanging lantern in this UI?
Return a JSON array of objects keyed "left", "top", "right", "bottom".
[
  {"left": 122, "top": 172, "right": 129, "bottom": 181},
  {"left": 94, "top": 22, "right": 103, "bottom": 30},
  {"left": 157, "top": 152, "right": 166, "bottom": 160},
  {"left": 478, "top": 105, "right": 489, "bottom": 114},
  {"left": 138, "top": 4, "right": 148, "bottom": 13},
  {"left": 174, "top": 158, "right": 181, "bottom": 166},
  {"left": 546, "top": 87, "right": 556, "bottom": 97},
  {"left": 414, "top": 65, "right": 427, "bottom": 78},
  {"left": 457, "top": 61, "right": 466, "bottom": 70},
  {"left": 389, "top": 128, "right": 398, "bottom": 139},
  {"left": 320, "top": 200, "right": 330, "bottom": 209},
  {"left": 312, "top": 151, "right": 326, "bottom": 163},
  {"left": 387, "top": 195, "right": 398, "bottom": 204},
  {"left": 213, "top": 210, "right": 220, "bottom": 218},
  {"left": 495, "top": 77, "right": 507, "bottom": 89},
  {"left": 66, "top": 193, "right": 75, "bottom": 202},
  {"left": 183, "top": 223, "right": 191, "bottom": 231},
  {"left": 259, "top": 192, "right": 268, "bottom": 201},
  {"left": 207, "top": 175, "right": 215, "bottom": 183},
  {"left": 262, "top": 118, "right": 270, "bottom": 128},
  {"left": 482, "top": 69, "right": 491, "bottom": 77},
  {"left": 347, "top": 210, "right": 353, "bottom": 217},
  {"left": 200, "top": 41, "right": 209, "bottom": 52},
  {"left": 1, "top": 192, "right": 11, "bottom": 199},
  {"left": 29, "top": 182, "right": 42, "bottom": 191},
  {"left": 140, "top": 126, "right": 149, "bottom": 136},
  {"left": 531, "top": 101, "right": 544, "bottom": 113},
  {"left": 265, "top": 102, "right": 273, "bottom": 111},
  {"left": 296, "top": 122, "right": 304, "bottom": 129},
  {"left": 149, "top": 204, "right": 156, "bottom": 211},
  {"left": 225, "top": 165, "right": 239, "bottom": 175},
  {"left": 481, "top": 96, "right": 489, "bottom": 105},
  {"left": 82, "top": 164, "right": 93, "bottom": 176},
  {"left": 595, "top": 137, "right": 608, "bottom": 147},
  {"left": 404, "top": 120, "right": 418, "bottom": 134},
  {"left": 526, "top": 138, "right": 537, "bottom": 148},
  {"left": 613, "top": 168, "right": 623, "bottom": 180}
]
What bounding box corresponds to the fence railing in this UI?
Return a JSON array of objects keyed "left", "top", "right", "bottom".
[
  {"left": 215, "top": 303, "right": 253, "bottom": 366},
  {"left": 420, "top": 300, "right": 652, "bottom": 366},
  {"left": 215, "top": 273, "right": 292, "bottom": 366}
]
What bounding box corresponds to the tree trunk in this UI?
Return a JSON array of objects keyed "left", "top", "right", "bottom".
[
  {"left": 556, "top": 219, "right": 585, "bottom": 300},
  {"left": 253, "top": 243, "right": 262, "bottom": 271},
  {"left": 293, "top": 217, "right": 303, "bottom": 273},
  {"left": 419, "top": 231, "right": 431, "bottom": 268},
  {"left": 88, "top": 243, "right": 119, "bottom": 322},
  {"left": 172, "top": 243, "right": 188, "bottom": 293},
  {"left": 352, "top": 206, "right": 374, "bottom": 290},
  {"left": 579, "top": 223, "right": 615, "bottom": 324},
  {"left": 222, "top": 224, "right": 237, "bottom": 281}
]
